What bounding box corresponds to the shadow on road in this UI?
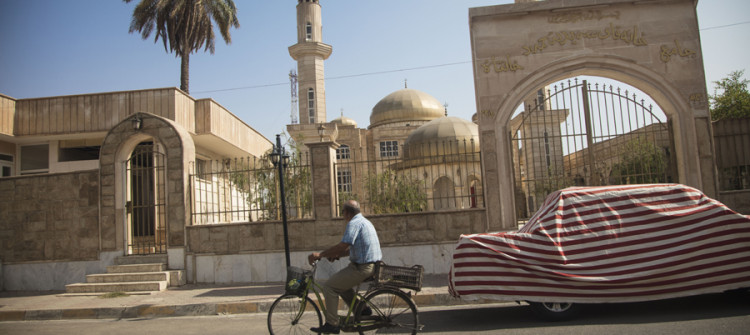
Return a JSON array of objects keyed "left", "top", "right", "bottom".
[{"left": 418, "top": 292, "right": 750, "bottom": 332}]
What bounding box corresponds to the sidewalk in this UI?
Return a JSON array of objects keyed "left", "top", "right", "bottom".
[{"left": 0, "top": 275, "right": 465, "bottom": 321}]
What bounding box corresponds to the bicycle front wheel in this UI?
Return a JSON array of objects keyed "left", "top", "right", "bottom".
[
  {"left": 356, "top": 289, "right": 419, "bottom": 334},
  {"left": 267, "top": 294, "right": 322, "bottom": 335}
]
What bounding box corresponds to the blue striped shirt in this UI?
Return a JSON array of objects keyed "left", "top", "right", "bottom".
[{"left": 341, "top": 214, "right": 382, "bottom": 264}]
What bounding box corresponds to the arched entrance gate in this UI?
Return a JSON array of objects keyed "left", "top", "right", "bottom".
[
  {"left": 469, "top": 0, "right": 716, "bottom": 230},
  {"left": 511, "top": 79, "right": 675, "bottom": 221},
  {"left": 99, "top": 113, "right": 195, "bottom": 258}
]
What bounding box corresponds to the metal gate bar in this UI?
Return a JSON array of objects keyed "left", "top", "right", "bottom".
[
  {"left": 512, "top": 78, "right": 673, "bottom": 222},
  {"left": 127, "top": 144, "right": 167, "bottom": 255}
]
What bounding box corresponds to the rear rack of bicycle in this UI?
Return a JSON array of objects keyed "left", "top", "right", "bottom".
[{"left": 374, "top": 262, "right": 424, "bottom": 292}]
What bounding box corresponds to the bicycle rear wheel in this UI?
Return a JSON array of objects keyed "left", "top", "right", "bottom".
[
  {"left": 355, "top": 289, "right": 419, "bottom": 334},
  {"left": 267, "top": 294, "right": 322, "bottom": 335}
]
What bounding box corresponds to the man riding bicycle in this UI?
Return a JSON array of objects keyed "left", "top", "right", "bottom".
[{"left": 307, "top": 200, "right": 382, "bottom": 334}]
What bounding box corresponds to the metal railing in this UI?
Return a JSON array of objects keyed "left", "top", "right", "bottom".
[
  {"left": 713, "top": 117, "right": 750, "bottom": 191},
  {"left": 334, "top": 139, "right": 484, "bottom": 215},
  {"left": 512, "top": 79, "right": 673, "bottom": 220},
  {"left": 190, "top": 152, "right": 312, "bottom": 225}
]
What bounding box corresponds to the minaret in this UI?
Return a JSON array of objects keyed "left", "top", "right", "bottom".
[{"left": 289, "top": 0, "right": 332, "bottom": 125}]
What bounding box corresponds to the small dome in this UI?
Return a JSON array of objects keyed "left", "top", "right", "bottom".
[
  {"left": 403, "top": 116, "right": 479, "bottom": 159},
  {"left": 370, "top": 89, "right": 445, "bottom": 128},
  {"left": 332, "top": 115, "right": 357, "bottom": 127}
]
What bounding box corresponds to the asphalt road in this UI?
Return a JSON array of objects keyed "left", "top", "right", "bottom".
[{"left": 1, "top": 292, "right": 748, "bottom": 334}]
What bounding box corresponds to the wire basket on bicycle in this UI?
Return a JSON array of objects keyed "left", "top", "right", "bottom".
[{"left": 285, "top": 266, "right": 310, "bottom": 297}]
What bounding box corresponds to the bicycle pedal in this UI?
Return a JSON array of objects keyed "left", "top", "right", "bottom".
[{"left": 339, "top": 325, "right": 356, "bottom": 332}]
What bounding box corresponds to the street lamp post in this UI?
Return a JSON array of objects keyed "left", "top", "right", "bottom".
[{"left": 270, "top": 134, "right": 291, "bottom": 268}]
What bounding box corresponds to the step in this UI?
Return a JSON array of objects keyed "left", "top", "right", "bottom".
[
  {"left": 87, "top": 272, "right": 170, "bottom": 283},
  {"left": 65, "top": 281, "right": 167, "bottom": 293},
  {"left": 86, "top": 270, "right": 185, "bottom": 287},
  {"left": 107, "top": 263, "right": 166, "bottom": 274},
  {"left": 167, "top": 270, "right": 186, "bottom": 287},
  {"left": 115, "top": 254, "right": 168, "bottom": 265}
]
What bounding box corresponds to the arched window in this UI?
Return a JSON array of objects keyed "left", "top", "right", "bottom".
[
  {"left": 433, "top": 176, "right": 455, "bottom": 210},
  {"left": 306, "top": 23, "right": 312, "bottom": 41}
]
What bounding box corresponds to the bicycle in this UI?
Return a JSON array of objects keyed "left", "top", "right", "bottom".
[{"left": 267, "top": 260, "right": 424, "bottom": 334}]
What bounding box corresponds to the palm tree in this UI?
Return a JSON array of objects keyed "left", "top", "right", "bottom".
[{"left": 124, "top": 0, "right": 239, "bottom": 93}]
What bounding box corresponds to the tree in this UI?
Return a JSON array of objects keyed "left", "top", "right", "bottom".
[
  {"left": 231, "top": 134, "right": 311, "bottom": 221},
  {"left": 124, "top": 0, "right": 240, "bottom": 93},
  {"left": 710, "top": 70, "right": 750, "bottom": 120},
  {"left": 364, "top": 170, "right": 427, "bottom": 214},
  {"left": 610, "top": 138, "right": 667, "bottom": 185}
]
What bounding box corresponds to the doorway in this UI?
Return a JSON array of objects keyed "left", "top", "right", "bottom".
[{"left": 126, "top": 142, "right": 167, "bottom": 255}]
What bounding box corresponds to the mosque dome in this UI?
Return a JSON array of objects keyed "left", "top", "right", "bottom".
[
  {"left": 370, "top": 89, "right": 445, "bottom": 128},
  {"left": 332, "top": 115, "right": 357, "bottom": 127},
  {"left": 403, "top": 116, "right": 479, "bottom": 159}
]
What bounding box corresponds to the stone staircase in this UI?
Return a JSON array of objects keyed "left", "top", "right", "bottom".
[{"left": 65, "top": 255, "right": 185, "bottom": 294}]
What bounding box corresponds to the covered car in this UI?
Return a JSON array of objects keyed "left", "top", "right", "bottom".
[{"left": 449, "top": 184, "right": 750, "bottom": 318}]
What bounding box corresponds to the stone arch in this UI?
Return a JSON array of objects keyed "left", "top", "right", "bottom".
[
  {"left": 470, "top": 0, "right": 715, "bottom": 230},
  {"left": 99, "top": 113, "right": 195, "bottom": 253},
  {"left": 433, "top": 176, "right": 456, "bottom": 210},
  {"left": 484, "top": 56, "right": 704, "bottom": 231},
  {"left": 505, "top": 56, "right": 695, "bottom": 177}
]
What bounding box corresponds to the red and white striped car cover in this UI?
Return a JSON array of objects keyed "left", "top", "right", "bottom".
[{"left": 449, "top": 184, "right": 750, "bottom": 303}]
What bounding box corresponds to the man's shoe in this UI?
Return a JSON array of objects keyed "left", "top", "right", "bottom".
[{"left": 310, "top": 322, "right": 340, "bottom": 334}]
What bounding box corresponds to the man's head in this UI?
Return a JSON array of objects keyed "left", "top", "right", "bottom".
[{"left": 342, "top": 200, "right": 361, "bottom": 221}]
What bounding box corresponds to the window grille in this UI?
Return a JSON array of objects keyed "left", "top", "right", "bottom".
[
  {"left": 337, "top": 169, "right": 352, "bottom": 193},
  {"left": 336, "top": 145, "right": 350, "bottom": 160},
  {"left": 379, "top": 140, "right": 399, "bottom": 158}
]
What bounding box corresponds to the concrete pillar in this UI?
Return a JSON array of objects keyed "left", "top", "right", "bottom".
[{"left": 306, "top": 141, "right": 339, "bottom": 220}]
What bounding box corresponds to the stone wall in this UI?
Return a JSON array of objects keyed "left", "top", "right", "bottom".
[
  {"left": 184, "top": 209, "right": 486, "bottom": 284},
  {"left": 186, "top": 209, "right": 486, "bottom": 255},
  {"left": 0, "top": 170, "right": 99, "bottom": 263}
]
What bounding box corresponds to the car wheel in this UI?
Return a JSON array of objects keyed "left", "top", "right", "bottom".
[{"left": 527, "top": 301, "right": 582, "bottom": 321}]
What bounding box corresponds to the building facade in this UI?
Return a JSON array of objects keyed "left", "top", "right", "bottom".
[
  {"left": 0, "top": 89, "right": 272, "bottom": 289},
  {"left": 286, "top": 0, "right": 484, "bottom": 214}
]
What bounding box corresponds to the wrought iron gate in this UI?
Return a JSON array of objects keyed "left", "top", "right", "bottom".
[
  {"left": 126, "top": 143, "right": 167, "bottom": 255},
  {"left": 511, "top": 79, "right": 675, "bottom": 221}
]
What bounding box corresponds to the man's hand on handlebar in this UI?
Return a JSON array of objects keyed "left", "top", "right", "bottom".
[
  {"left": 308, "top": 252, "right": 320, "bottom": 265},
  {"left": 310, "top": 242, "right": 349, "bottom": 265},
  {"left": 308, "top": 252, "right": 341, "bottom": 265}
]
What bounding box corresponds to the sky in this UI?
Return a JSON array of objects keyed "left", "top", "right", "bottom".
[{"left": 0, "top": 0, "right": 748, "bottom": 142}]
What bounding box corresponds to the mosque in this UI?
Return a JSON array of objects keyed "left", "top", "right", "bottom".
[{"left": 285, "top": 0, "right": 483, "bottom": 212}]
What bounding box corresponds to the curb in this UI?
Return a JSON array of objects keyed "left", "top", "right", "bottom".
[
  {"left": 0, "top": 293, "right": 489, "bottom": 322},
  {"left": 0, "top": 301, "right": 265, "bottom": 322}
]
